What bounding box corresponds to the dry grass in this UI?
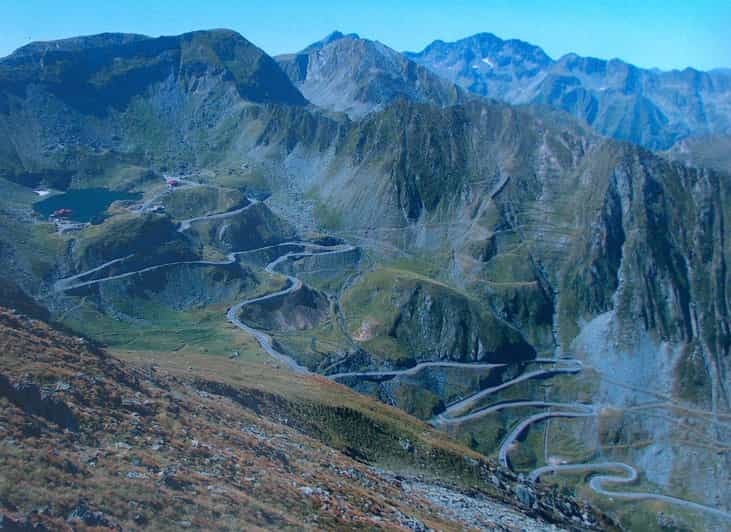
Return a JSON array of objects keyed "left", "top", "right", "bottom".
[{"left": 0, "top": 308, "right": 616, "bottom": 530}]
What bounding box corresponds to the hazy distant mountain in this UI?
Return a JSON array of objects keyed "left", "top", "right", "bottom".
[
  {"left": 276, "top": 31, "right": 470, "bottom": 118},
  {"left": 405, "top": 32, "right": 731, "bottom": 149}
]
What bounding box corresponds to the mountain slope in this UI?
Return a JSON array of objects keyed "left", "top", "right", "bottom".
[
  {"left": 239, "top": 96, "right": 731, "bottom": 525},
  {"left": 1, "top": 29, "right": 306, "bottom": 109},
  {"left": 405, "top": 33, "right": 731, "bottom": 149},
  {"left": 0, "top": 307, "right": 614, "bottom": 530},
  {"left": 0, "top": 29, "right": 306, "bottom": 185},
  {"left": 276, "top": 32, "right": 470, "bottom": 118}
]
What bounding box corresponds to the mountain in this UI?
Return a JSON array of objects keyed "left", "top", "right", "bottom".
[
  {"left": 0, "top": 29, "right": 309, "bottom": 187},
  {"left": 0, "top": 28, "right": 730, "bottom": 531},
  {"left": 1, "top": 29, "right": 306, "bottom": 108},
  {"left": 275, "top": 32, "right": 470, "bottom": 118},
  {"left": 405, "top": 32, "right": 731, "bottom": 149}
]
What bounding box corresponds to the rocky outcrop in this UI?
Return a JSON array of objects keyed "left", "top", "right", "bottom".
[
  {"left": 391, "top": 282, "right": 534, "bottom": 364},
  {"left": 72, "top": 213, "right": 196, "bottom": 272},
  {"left": 66, "top": 500, "right": 120, "bottom": 529},
  {"left": 0, "top": 373, "right": 77, "bottom": 431},
  {"left": 342, "top": 270, "right": 535, "bottom": 366},
  {"left": 238, "top": 284, "right": 329, "bottom": 331},
  {"left": 74, "top": 261, "right": 259, "bottom": 312},
  {"left": 188, "top": 202, "right": 297, "bottom": 252}
]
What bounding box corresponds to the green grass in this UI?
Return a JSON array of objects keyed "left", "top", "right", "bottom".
[
  {"left": 271, "top": 316, "right": 353, "bottom": 370},
  {"left": 312, "top": 200, "right": 344, "bottom": 231},
  {"left": 62, "top": 302, "right": 255, "bottom": 356},
  {"left": 391, "top": 382, "right": 443, "bottom": 419},
  {"left": 60, "top": 268, "right": 287, "bottom": 357},
  {"left": 0, "top": 179, "right": 67, "bottom": 283},
  {"left": 162, "top": 185, "right": 247, "bottom": 219},
  {"left": 213, "top": 166, "right": 272, "bottom": 192},
  {"left": 384, "top": 252, "right": 450, "bottom": 281},
  {"left": 296, "top": 268, "right": 359, "bottom": 294}
]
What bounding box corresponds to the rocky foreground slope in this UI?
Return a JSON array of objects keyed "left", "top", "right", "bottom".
[{"left": 0, "top": 307, "right": 616, "bottom": 530}]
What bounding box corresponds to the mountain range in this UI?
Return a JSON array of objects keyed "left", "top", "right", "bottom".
[
  {"left": 0, "top": 28, "right": 729, "bottom": 531},
  {"left": 405, "top": 32, "right": 731, "bottom": 149}
]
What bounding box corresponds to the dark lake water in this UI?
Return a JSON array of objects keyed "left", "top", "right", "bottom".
[{"left": 33, "top": 188, "right": 141, "bottom": 223}]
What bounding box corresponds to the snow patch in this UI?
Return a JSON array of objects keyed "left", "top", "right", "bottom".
[
  {"left": 34, "top": 189, "right": 50, "bottom": 196},
  {"left": 481, "top": 57, "right": 495, "bottom": 68}
]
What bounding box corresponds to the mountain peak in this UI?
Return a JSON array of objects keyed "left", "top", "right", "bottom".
[
  {"left": 276, "top": 32, "right": 468, "bottom": 118},
  {"left": 469, "top": 32, "right": 504, "bottom": 43},
  {"left": 405, "top": 31, "right": 552, "bottom": 72},
  {"left": 302, "top": 30, "right": 361, "bottom": 52}
]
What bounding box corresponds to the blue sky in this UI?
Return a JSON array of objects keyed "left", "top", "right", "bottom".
[{"left": 1, "top": 0, "right": 729, "bottom": 70}]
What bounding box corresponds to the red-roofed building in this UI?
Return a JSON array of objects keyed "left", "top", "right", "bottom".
[{"left": 53, "top": 208, "right": 73, "bottom": 218}]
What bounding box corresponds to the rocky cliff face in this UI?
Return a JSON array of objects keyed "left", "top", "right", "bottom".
[
  {"left": 341, "top": 269, "right": 534, "bottom": 366},
  {"left": 405, "top": 33, "right": 731, "bottom": 149}
]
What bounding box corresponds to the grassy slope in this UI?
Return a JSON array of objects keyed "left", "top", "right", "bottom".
[{"left": 0, "top": 307, "right": 616, "bottom": 530}]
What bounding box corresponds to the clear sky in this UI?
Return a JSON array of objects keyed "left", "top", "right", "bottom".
[{"left": 1, "top": 0, "right": 729, "bottom": 71}]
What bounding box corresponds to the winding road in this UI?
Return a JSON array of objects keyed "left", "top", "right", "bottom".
[
  {"left": 226, "top": 242, "right": 357, "bottom": 374},
  {"left": 424, "top": 353, "right": 731, "bottom": 522},
  {"left": 433, "top": 400, "right": 591, "bottom": 427},
  {"left": 497, "top": 408, "right": 595, "bottom": 468},
  {"left": 53, "top": 194, "right": 731, "bottom": 523},
  {"left": 177, "top": 198, "right": 260, "bottom": 232},
  {"left": 530, "top": 462, "right": 731, "bottom": 521},
  {"left": 437, "top": 362, "right": 582, "bottom": 420},
  {"left": 328, "top": 361, "right": 505, "bottom": 381},
  {"left": 53, "top": 205, "right": 356, "bottom": 373}
]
